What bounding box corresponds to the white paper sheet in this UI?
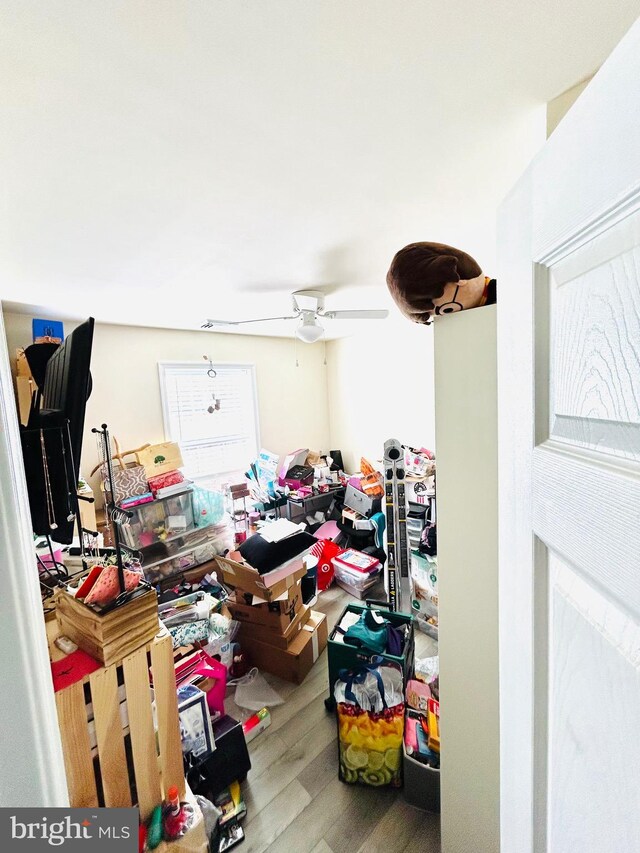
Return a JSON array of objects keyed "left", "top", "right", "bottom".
[{"left": 259, "top": 518, "right": 306, "bottom": 543}]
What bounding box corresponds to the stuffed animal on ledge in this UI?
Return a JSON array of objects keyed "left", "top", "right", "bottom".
[{"left": 386, "top": 241, "right": 496, "bottom": 325}]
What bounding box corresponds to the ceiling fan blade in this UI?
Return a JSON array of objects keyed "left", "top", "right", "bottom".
[
  {"left": 201, "top": 315, "right": 297, "bottom": 329},
  {"left": 322, "top": 309, "right": 389, "bottom": 320}
]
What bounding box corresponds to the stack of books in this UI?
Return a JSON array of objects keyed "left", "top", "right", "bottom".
[
  {"left": 148, "top": 469, "right": 193, "bottom": 499},
  {"left": 120, "top": 492, "right": 154, "bottom": 509}
]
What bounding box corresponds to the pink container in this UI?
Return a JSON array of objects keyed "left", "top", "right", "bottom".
[{"left": 37, "top": 546, "right": 63, "bottom": 572}]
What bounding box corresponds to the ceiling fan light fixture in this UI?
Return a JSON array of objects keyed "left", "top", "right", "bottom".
[{"left": 295, "top": 313, "right": 324, "bottom": 343}]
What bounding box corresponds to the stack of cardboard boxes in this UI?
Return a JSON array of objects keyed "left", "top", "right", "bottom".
[{"left": 216, "top": 551, "right": 328, "bottom": 684}]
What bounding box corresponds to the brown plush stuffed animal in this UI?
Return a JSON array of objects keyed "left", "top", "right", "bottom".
[{"left": 386, "top": 241, "right": 496, "bottom": 324}]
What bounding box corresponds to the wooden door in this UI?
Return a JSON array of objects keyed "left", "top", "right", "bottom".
[{"left": 498, "top": 19, "right": 640, "bottom": 853}]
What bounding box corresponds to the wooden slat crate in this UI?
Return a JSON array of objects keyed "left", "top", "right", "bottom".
[
  {"left": 56, "top": 586, "right": 159, "bottom": 667},
  {"left": 52, "top": 624, "right": 185, "bottom": 820}
]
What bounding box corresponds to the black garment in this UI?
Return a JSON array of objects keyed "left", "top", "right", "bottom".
[
  {"left": 485, "top": 278, "right": 497, "bottom": 306},
  {"left": 238, "top": 530, "right": 317, "bottom": 575}
]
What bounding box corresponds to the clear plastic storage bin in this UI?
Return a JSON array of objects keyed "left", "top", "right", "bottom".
[
  {"left": 332, "top": 560, "right": 381, "bottom": 592},
  {"left": 121, "top": 489, "right": 195, "bottom": 550}
]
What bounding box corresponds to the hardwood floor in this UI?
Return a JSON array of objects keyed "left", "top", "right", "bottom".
[{"left": 225, "top": 586, "right": 441, "bottom": 853}]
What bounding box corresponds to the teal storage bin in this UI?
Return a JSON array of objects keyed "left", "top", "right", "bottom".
[{"left": 325, "top": 602, "right": 415, "bottom": 711}]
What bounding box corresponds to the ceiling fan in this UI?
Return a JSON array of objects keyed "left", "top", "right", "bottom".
[{"left": 201, "top": 290, "right": 389, "bottom": 343}]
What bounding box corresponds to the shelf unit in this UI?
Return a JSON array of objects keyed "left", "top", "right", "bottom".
[
  {"left": 115, "top": 487, "right": 224, "bottom": 583},
  {"left": 406, "top": 474, "right": 437, "bottom": 641}
]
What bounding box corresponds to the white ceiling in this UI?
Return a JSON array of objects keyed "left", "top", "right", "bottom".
[{"left": 1, "top": 1, "right": 638, "bottom": 339}]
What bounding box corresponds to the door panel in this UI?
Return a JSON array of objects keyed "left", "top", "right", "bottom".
[
  {"left": 532, "top": 446, "right": 640, "bottom": 613},
  {"left": 549, "top": 554, "right": 640, "bottom": 851},
  {"left": 498, "top": 18, "right": 640, "bottom": 853},
  {"left": 548, "top": 212, "right": 640, "bottom": 460}
]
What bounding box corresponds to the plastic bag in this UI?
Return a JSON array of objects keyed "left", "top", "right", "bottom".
[
  {"left": 203, "top": 618, "right": 240, "bottom": 670},
  {"left": 334, "top": 660, "right": 404, "bottom": 710},
  {"left": 231, "top": 667, "right": 284, "bottom": 711},
  {"left": 209, "top": 613, "right": 235, "bottom": 640},
  {"left": 195, "top": 795, "right": 222, "bottom": 840},
  {"left": 415, "top": 655, "right": 439, "bottom": 700},
  {"left": 192, "top": 486, "right": 225, "bottom": 527}
]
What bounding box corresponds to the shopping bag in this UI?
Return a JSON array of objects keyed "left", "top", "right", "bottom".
[
  {"left": 100, "top": 437, "right": 150, "bottom": 503},
  {"left": 309, "top": 539, "right": 343, "bottom": 591},
  {"left": 334, "top": 659, "right": 404, "bottom": 787},
  {"left": 192, "top": 485, "right": 225, "bottom": 527}
]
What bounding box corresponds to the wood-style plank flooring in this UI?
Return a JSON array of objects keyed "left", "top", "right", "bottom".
[{"left": 224, "top": 585, "right": 441, "bottom": 853}]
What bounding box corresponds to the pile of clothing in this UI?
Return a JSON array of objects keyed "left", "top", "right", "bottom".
[
  {"left": 333, "top": 607, "right": 407, "bottom": 656},
  {"left": 237, "top": 525, "right": 316, "bottom": 575}
]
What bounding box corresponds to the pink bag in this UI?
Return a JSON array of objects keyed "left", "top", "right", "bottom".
[{"left": 178, "top": 650, "right": 227, "bottom": 719}]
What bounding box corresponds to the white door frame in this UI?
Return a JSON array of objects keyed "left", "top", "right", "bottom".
[{"left": 0, "top": 306, "right": 68, "bottom": 805}]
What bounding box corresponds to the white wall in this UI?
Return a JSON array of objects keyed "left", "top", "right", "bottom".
[
  {"left": 0, "top": 307, "right": 68, "bottom": 806},
  {"left": 435, "top": 306, "right": 499, "bottom": 853},
  {"left": 326, "top": 317, "right": 436, "bottom": 471},
  {"left": 546, "top": 75, "right": 594, "bottom": 136},
  {"left": 2, "top": 310, "right": 331, "bottom": 498}
]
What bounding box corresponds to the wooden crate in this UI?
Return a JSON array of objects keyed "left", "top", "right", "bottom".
[
  {"left": 56, "top": 586, "right": 159, "bottom": 667},
  {"left": 52, "top": 623, "right": 185, "bottom": 820}
]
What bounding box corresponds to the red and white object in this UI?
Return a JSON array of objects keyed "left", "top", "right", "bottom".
[
  {"left": 243, "top": 707, "right": 271, "bottom": 743},
  {"left": 147, "top": 469, "right": 185, "bottom": 496},
  {"left": 309, "top": 538, "right": 343, "bottom": 591},
  {"left": 332, "top": 548, "right": 381, "bottom": 576}
]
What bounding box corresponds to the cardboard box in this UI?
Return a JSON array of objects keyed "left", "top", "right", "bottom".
[
  {"left": 15, "top": 348, "right": 32, "bottom": 378},
  {"left": 228, "top": 581, "right": 302, "bottom": 630},
  {"left": 138, "top": 441, "right": 184, "bottom": 478},
  {"left": 344, "top": 483, "right": 376, "bottom": 518},
  {"left": 233, "top": 578, "right": 301, "bottom": 612},
  {"left": 238, "top": 604, "right": 312, "bottom": 649},
  {"left": 239, "top": 610, "right": 328, "bottom": 684},
  {"left": 15, "top": 374, "right": 34, "bottom": 426},
  {"left": 216, "top": 553, "right": 306, "bottom": 602}
]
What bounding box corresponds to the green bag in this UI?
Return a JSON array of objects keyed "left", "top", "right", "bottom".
[{"left": 343, "top": 609, "right": 388, "bottom": 655}]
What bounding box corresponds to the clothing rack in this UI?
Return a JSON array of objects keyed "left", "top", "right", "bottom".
[
  {"left": 20, "top": 419, "right": 99, "bottom": 603},
  {"left": 91, "top": 422, "right": 150, "bottom": 611}
]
